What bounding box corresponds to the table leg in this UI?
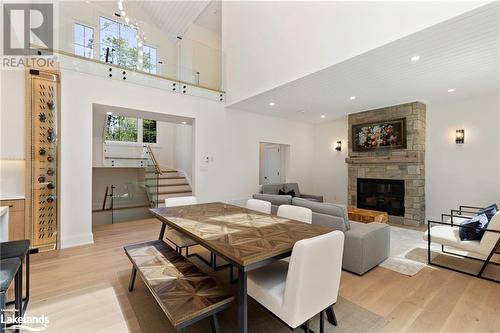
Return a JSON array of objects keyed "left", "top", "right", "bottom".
[
  {"left": 238, "top": 267, "right": 247, "bottom": 333},
  {"left": 158, "top": 223, "right": 166, "bottom": 240}
]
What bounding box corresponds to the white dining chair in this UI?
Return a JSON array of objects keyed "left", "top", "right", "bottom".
[
  {"left": 164, "top": 196, "right": 198, "bottom": 257},
  {"left": 247, "top": 230, "right": 345, "bottom": 332},
  {"left": 277, "top": 204, "right": 312, "bottom": 224},
  {"left": 246, "top": 199, "right": 272, "bottom": 214}
]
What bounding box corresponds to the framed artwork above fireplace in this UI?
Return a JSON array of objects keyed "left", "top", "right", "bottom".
[{"left": 352, "top": 118, "right": 406, "bottom": 151}]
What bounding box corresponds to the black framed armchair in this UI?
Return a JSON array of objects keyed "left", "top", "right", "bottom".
[{"left": 424, "top": 208, "right": 500, "bottom": 283}]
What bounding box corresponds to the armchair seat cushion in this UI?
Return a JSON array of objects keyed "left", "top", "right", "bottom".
[{"left": 424, "top": 226, "right": 482, "bottom": 254}]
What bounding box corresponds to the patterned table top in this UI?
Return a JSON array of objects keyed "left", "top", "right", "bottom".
[{"left": 150, "top": 202, "right": 334, "bottom": 267}]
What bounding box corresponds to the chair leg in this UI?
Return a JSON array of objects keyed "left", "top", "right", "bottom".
[
  {"left": 185, "top": 246, "right": 189, "bottom": 257},
  {"left": 210, "top": 314, "right": 220, "bottom": 333},
  {"left": 326, "top": 307, "right": 337, "bottom": 326},
  {"left": 478, "top": 244, "right": 497, "bottom": 277},
  {"left": 320, "top": 310, "right": 324, "bottom": 333},
  {"left": 24, "top": 251, "right": 30, "bottom": 314},
  {"left": 0, "top": 291, "right": 6, "bottom": 333},
  {"left": 128, "top": 267, "right": 137, "bottom": 292}
]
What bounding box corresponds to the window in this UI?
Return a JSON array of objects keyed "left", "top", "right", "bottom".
[
  {"left": 99, "top": 17, "right": 138, "bottom": 69},
  {"left": 143, "top": 45, "right": 157, "bottom": 74},
  {"left": 142, "top": 119, "right": 157, "bottom": 143},
  {"left": 74, "top": 23, "right": 94, "bottom": 58},
  {"left": 105, "top": 116, "right": 157, "bottom": 144},
  {"left": 105, "top": 115, "right": 138, "bottom": 142}
]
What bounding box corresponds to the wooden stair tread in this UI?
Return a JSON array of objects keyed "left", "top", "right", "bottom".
[
  {"left": 124, "top": 240, "right": 233, "bottom": 327},
  {"left": 146, "top": 183, "right": 190, "bottom": 188},
  {"left": 156, "top": 190, "right": 193, "bottom": 195},
  {"left": 145, "top": 176, "right": 186, "bottom": 180}
]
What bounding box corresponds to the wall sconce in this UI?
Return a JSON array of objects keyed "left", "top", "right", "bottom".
[
  {"left": 335, "top": 141, "right": 342, "bottom": 151},
  {"left": 455, "top": 129, "right": 465, "bottom": 144}
]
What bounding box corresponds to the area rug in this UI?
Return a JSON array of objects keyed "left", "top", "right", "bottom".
[{"left": 379, "top": 226, "right": 437, "bottom": 276}]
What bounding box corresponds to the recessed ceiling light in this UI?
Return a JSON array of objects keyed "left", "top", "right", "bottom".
[
  {"left": 350, "top": 96, "right": 356, "bottom": 100},
  {"left": 321, "top": 114, "right": 326, "bottom": 119},
  {"left": 410, "top": 55, "right": 420, "bottom": 62},
  {"left": 448, "top": 88, "right": 455, "bottom": 93},
  {"left": 106, "top": 112, "right": 113, "bottom": 115},
  {"left": 269, "top": 102, "right": 275, "bottom": 106},
  {"left": 181, "top": 121, "right": 187, "bottom": 124}
]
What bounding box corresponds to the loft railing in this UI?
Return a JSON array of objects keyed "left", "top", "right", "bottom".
[{"left": 46, "top": 1, "right": 225, "bottom": 93}]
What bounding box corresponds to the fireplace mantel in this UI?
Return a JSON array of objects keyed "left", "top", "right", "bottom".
[{"left": 345, "top": 151, "right": 421, "bottom": 164}]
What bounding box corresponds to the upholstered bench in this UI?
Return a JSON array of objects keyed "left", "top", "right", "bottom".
[{"left": 124, "top": 240, "right": 233, "bottom": 333}]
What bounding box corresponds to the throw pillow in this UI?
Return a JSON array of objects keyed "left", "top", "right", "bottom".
[
  {"left": 478, "top": 204, "right": 498, "bottom": 222},
  {"left": 459, "top": 213, "right": 489, "bottom": 241},
  {"left": 279, "top": 189, "right": 296, "bottom": 197}
]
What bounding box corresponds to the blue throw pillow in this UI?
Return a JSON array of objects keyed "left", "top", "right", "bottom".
[
  {"left": 459, "top": 214, "right": 489, "bottom": 241},
  {"left": 478, "top": 204, "right": 498, "bottom": 222}
]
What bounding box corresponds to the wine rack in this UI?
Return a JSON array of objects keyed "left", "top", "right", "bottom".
[{"left": 26, "top": 69, "right": 60, "bottom": 252}]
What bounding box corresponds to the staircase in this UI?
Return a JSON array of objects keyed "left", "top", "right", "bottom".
[{"left": 145, "top": 168, "right": 193, "bottom": 208}]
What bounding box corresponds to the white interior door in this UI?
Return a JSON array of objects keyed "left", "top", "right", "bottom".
[{"left": 261, "top": 145, "right": 281, "bottom": 184}]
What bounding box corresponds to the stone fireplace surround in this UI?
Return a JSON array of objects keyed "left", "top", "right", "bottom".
[{"left": 346, "top": 102, "right": 426, "bottom": 226}]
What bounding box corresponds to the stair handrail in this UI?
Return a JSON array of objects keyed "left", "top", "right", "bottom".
[{"left": 144, "top": 145, "right": 162, "bottom": 175}]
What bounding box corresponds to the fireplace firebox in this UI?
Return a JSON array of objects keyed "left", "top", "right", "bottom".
[{"left": 357, "top": 178, "right": 405, "bottom": 217}]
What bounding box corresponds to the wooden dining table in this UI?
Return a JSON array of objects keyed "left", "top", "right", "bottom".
[{"left": 150, "top": 202, "right": 336, "bottom": 333}]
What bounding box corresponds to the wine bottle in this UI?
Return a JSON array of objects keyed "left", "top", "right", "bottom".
[
  {"left": 47, "top": 195, "right": 55, "bottom": 203},
  {"left": 38, "top": 176, "right": 46, "bottom": 183},
  {"left": 39, "top": 148, "right": 46, "bottom": 155},
  {"left": 47, "top": 168, "right": 54, "bottom": 176}
]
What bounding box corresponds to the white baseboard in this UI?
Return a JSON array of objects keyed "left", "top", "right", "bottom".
[{"left": 60, "top": 232, "right": 94, "bottom": 249}]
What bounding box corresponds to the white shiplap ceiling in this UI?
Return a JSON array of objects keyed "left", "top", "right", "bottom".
[
  {"left": 229, "top": 2, "right": 500, "bottom": 123},
  {"left": 135, "top": 1, "right": 211, "bottom": 41}
]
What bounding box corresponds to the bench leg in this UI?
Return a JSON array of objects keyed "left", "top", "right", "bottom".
[
  {"left": 15, "top": 263, "right": 23, "bottom": 321},
  {"left": 210, "top": 314, "right": 220, "bottom": 333},
  {"left": 320, "top": 310, "right": 324, "bottom": 333},
  {"left": 128, "top": 267, "right": 137, "bottom": 292}
]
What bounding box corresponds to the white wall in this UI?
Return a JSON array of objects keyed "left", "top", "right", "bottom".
[
  {"left": 312, "top": 116, "right": 349, "bottom": 205},
  {"left": 1, "top": 68, "right": 314, "bottom": 248},
  {"left": 222, "top": 1, "right": 488, "bottom": 104},
  {"left": 311, "top": 95, "right": 500, "bottom": 222},
  {"left": 174, "top": 124, "right": 193, "bottom": 181},
  {"left": 425, "top": 94, "right": 500, "bottom": 220}
]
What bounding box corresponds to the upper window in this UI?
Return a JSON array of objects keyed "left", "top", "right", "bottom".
[
  {"left": 105, "top": 116, "right": 157, "bottom": 144},
  {"left": 105, "top": 115, "right": 138, "bottom": 142},
  {"left": 74, "top": 23, "right": 94, "bottom": 58},
  {"left": 99, "top": 17, "right": 138, "bottom": 69},
  {"left": 143, "top": 45, "right": 157, "bottom": 74}
]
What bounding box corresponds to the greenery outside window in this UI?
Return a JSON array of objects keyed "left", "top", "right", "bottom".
[
  {"left": 105, "top": 116, "right": 157, "bottom": 144},
  {"left": 143, "top": 45, "right": 157, "bottom": 74},
  {"left": 142, "top": 119, "right": 157, "bottom": 143},
  {"left": 99, "top": 16, "right": 138, "bottom": 69},
  {"left": 74, "top": 23, "right": 94, "bottom": 58}
]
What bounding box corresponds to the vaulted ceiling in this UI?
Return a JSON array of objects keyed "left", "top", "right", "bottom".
[
  {"left": 135, "top": 1, "right": 211, "bottom": 41},
  {"left": 229, "top": 2, "right": 499, "bottom": 123}
]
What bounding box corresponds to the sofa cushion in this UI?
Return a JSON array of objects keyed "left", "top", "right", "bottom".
[
  {"left": 261, "top": 184, "right": 284, "bottom": 195},
  {"left": 283, "top": 183, "right": 301, "bottom": 197},
  {"left": 292, "top": 197, "right": 350, "bottom": 231},
  {"left": 253, "top": 193, "right": 292, "bottom": 206}
]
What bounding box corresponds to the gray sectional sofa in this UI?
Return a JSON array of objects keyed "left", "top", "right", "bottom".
[
  {"left": 260, "top": 183, "right": 324, "bottom": 202},
  {"left": 252, "top": 193, "right": 390, "bottom": 275}
]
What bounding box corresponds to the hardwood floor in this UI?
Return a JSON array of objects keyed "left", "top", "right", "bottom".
[{"left": 25, "top": 219, "right": 500, "bottom": 333}]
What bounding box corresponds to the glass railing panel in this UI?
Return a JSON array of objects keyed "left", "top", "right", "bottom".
[
  {"left": 54, "top": 0, "right": 224, "bottom": 91},
  {"left": 110, "top": 181, "right": 152, "bottom": 224}
]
